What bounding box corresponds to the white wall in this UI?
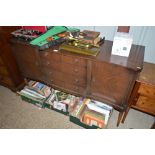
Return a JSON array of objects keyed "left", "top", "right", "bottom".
[{"left": 129, "top": 26, "right": 155, "bottom": 63}]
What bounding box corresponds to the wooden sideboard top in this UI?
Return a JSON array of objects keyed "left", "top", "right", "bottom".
[
  {"left": 137, "top": 62, "right": 155, "bottom": 85},
  {"left": 11, "top": 39, "right": 145, "bottom": 72},
  {"left": 97, "top": 40, "right": 144, "bottom": 71}
]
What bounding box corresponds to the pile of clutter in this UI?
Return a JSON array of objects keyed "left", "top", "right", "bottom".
[{"left": 18, "top": 80, "right": 113, "bottom": 129}]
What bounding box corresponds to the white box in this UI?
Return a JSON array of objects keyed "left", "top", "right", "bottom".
[{"left": 112, "top": 32, "right": 133, "bottom": 57}]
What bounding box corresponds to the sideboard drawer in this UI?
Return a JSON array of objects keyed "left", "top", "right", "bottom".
[
  {"left": 62, "top": 54, "right": 86, "bottom": 67},
  {"left": 47, "top": 78, "right": 64, "bottom": 88},
  {"left": 44, "top": 69, "right": 63, "bottom": 81},
  {"left": 62, "top": 74, "right": 86, "bottom": 87},
  {"left": 133, "top": 95, "right": 155, "bottom": 115},
  {"left": 138, "top": 83, "right": 155, "bottom": 99},
  {"left": 41, "top": 60, "right": 61, "bottom": 71},
  {"left": 61, "top": 63, "right": 86, "bottom": 78},
  {"left": 40, "top": 51, "right": 61, "bottom": 63}
]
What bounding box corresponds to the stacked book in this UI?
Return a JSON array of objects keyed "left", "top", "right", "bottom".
[
  {"left": 18, "top": 81, "right": 113, "bottom": 128},
  {"left": 69, "top": 98, "right": 113, "bottom": 129},
  {"left": 82, "top": 99, "right": 113, "bottom": 128},
  {"left": 59, "top": 29, "right": 105, "bottom": 56},
  {"left": 78, "top": 30, "right": 101, "bottom": 47},
  {"left": 45, "top": 89, "right": 77, "bottom": 114},
  {"left": 18, "top": 80, "right": 52, "bottom": 108}
]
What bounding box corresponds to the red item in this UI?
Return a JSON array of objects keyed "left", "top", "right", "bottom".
[{"left": 22, "top": 26, "right": 47, "bottom": 32}]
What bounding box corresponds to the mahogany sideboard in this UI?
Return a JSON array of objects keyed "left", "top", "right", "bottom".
[
  {"left": 0, "top": 27, "right": 24, "bottom": 91},
  {"left": 10, "top": 38, "right": 145, "bottom": 126}
]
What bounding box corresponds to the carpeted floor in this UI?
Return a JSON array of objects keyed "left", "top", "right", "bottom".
[{"left": 0, "top": 85, "right": 154, "bottom": 129}]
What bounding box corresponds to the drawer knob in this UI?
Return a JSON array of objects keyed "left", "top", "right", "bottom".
[
  {"left": 49, "top": 71, "right": 52, "bottom": 75},
  {"left": 74, "top": 59, "right": 79, "bottom": 63},
  {"left": 74, "top": 68, "right": 78, "bottom": 72},
  {"left": 35, "top": 62, "right": 39, "bottom": 66},
  {"left": 75, "top": 86, "right": 79, "bottom": 90},
  {"left": 46, "top": 62, "right": 50, "bottom": 66},
  {"left": 75, "top": 79, "right": 79, "bottom": 83},
  {"left": 44, "top": 53, "right": 49, "bottom": 57},
  {"left": 92, "top": 78, "right": 95, "bottom": 82}
]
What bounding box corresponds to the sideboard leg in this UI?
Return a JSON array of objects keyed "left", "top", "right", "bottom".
[
  {"left": 121, "top": 108, "right": 130, "bottom": 123},
  {"left": 117, "top": 112, "right": 124, "bottom": 127},
  {"left": 151, "top": 120, "right": 155, "bottom": 129}
]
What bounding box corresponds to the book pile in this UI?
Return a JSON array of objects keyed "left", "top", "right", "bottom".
[
  {"left": 18, "top": 80, "right": 113, "bottom": 128},
  {"left": 78, "top": 30, "right": 102, "bottom": 47},
  {"left": 69, "top": 98, "right": 113, "bottom": 129},
  {"left": 18, "top": 80, "right": 52, "bottom": 108},
  {"left": 45, "top": 89, "right": 78, "bottom": 115},
  {"left": 59, "top": 29, "right": 105, "bottom": 56}
]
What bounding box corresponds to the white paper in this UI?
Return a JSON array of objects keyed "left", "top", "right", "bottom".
[{"left": 112, "top": 32, "right": 133, "bottom": 57}]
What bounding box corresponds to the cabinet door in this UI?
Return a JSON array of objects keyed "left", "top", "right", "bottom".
[
  {"left": 11, "top": 43, "right": 42, "bottom": 80},
  {"left": 90, "top": 61, "right": 135, "bottom": 108}
]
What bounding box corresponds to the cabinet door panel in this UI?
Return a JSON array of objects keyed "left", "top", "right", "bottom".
[{"left": 90, "top": 61, "right": 135, "bottom": 105}]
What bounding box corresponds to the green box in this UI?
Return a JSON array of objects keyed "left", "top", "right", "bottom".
[
  {"left": 69, "top": 115, "right": 100, "bottom": 129},
  {"left": 21, "top": 95, "right": 46, "bottom": 108}
]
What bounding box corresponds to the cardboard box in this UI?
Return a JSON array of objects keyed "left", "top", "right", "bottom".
[
  {"left": 82, "top": 110, "right": 106, "bottom": 128},
  {"left": 69, "top": 115, "right": 99, "bottom": 129},
  {"left": 21, "top": 95, "right": 46, "bottom": 108},
  {"left": 45, "top": 103, "right": 69, "bottom": 115}
]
